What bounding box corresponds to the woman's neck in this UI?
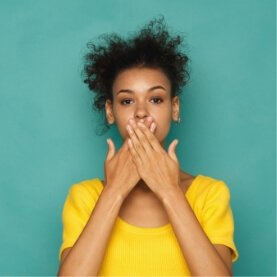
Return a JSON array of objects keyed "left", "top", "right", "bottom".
[{"left": 134, "top": 179, "right": 153, "bottom": 193}]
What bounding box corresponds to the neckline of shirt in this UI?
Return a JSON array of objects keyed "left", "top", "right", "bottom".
[{"left": 93, "top": 175, "right": 204, "bottom": 232}]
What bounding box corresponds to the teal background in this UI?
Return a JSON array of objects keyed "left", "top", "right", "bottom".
[{"left": 0, "top": 0, "right": 275, "bottom": 275}]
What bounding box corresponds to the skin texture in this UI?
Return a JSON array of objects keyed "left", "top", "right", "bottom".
[
  {"left": 58, "top": 67, "right": 233, "bottom": 276},
  {"left": 106, "top": 67, "right": 180, "bottom": 145}
]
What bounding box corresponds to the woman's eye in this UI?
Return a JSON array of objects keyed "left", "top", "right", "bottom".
[
  {"left": 121, "top": 99, "right": 133, "bottom": 105},
  {"left": 150, "top": 98, "right": 163, "bottom": 103}
]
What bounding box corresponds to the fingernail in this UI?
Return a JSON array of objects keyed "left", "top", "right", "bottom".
[
  {"left": 128, "top": 138, "right": 132, "bottom": 146},
  {"left": 150, "top": 122, "right": 156, "bottom": 132},
  {"left": 138, "top": 122, "right": 145, "bottom": 128},
  {"left": 126, "top": 124, "right": 132, "bottom": 133},
  {"left": 129, "top": 118, "right": 135, "bottom": 125}
]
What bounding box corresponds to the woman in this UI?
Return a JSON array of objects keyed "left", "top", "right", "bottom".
[{"left": 58, "top": 17, "right": 238, "bottom": 276}]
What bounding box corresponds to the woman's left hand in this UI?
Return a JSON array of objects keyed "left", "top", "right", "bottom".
[{"left": 126, "top": 118, "right": 180, "bottom": 198}]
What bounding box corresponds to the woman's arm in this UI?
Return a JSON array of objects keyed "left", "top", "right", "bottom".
[
  {"left": 127, "top": 120, "right": 233, "bottom": 276},
  {"left": 58, "top": 185, "right": 124, "bottom": 276},
  {"left": 58, "top": 118, "right": 157, "bottom": 276},
  {"left": 161, "top": 187, "right": 232, "bottom": 276},
  {"left": 58, "top": 139, "right": 140, "bottom": 276}
]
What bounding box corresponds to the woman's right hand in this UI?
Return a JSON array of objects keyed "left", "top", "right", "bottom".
[
  {"left": 104, "top": 137, "right": 140, "bottom": 198},
  {"left": 104, "top": 117, "right": 155, "bottom": 198}
]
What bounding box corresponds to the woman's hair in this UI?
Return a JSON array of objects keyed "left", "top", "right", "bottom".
[{"left": 82, "top": 16, "right": 190, "bottom": 134}]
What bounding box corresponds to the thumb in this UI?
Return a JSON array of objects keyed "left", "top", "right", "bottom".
[
  {"left": 106, "top": 138, "right": 116, "bottom": 161},
  {"left": 168, "top": 139, "right": 178, "bottom": 162}
]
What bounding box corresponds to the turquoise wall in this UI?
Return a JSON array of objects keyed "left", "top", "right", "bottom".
[{"left": 0, "top": 0, "right": 275, "bottom": 275}]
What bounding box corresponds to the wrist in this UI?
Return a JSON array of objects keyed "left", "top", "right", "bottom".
[
  {"left": 101, "top": 184, "right": 125, "bottom": 204},
  {"left": 102, "top": 182, "right": 132, "bottom": 202},
  {"left": 159, "top": 185, "right": 185, "bottom": 206}
]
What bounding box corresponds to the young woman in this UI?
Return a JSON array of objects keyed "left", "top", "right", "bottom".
[{"left": 58, "top": 17, "right": 238, "bottom": 276}]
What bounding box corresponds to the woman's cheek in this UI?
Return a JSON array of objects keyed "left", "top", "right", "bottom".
[
  {"left": 155, "top": 123, "right": 171, "bottom": 142},
  {"left": 115, "top": 121, "right": 129, "bottom": 139}
]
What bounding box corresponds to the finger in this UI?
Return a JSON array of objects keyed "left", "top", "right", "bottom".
[
  {"left": 128, "top": 120, "right": 152, "bottom": 154},
  {"left": 168, "top": 139, "right": 179, "bottom": 162},
  {"left": 142, "top": 117, "right": 156, "bottom": 133},
  {"left": 126, "top": 123, "right": 146, "bottom": 155},
  {"left": 144, "top": 116, "right": 153, "bottom": 131},
  {"left": 137, "top": 122, "right": 161, "bottom": 152},
  {"left": 127, "top": 138, "right": 143, "bottom": 166},
  {"left": 106, "top": 138, "right": 115, "bottom": 161},
  {"left": 150, "top": 122, "right": 156, "bottom": 133}
]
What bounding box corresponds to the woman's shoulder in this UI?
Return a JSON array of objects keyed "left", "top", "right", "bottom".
[
  {"left": 185, "top": 174, "right": 230, "bottom": 202},
  {"left": 67, "top": 178, "right": 104, "bottom": 202},
  {"left": 180, "top": 173, "right": 231, "bottom": 220},
  {"left": 180, "top": 171, "right": 229, "bottom": 198}
]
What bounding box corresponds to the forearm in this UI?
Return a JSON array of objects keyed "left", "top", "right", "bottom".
[
  {"left": 161, "top": 187, "right": 232, "bottom": 276},
  {"left": 58, "top": 186, "right": 124, "bottom": 276}
]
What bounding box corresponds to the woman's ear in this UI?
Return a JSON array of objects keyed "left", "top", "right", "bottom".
[
  {"left": 105, "top": 99, "right": 115, "bottom": 124},
  {"left": 171, "top": 96, "right": 180, "bottom": 121}
]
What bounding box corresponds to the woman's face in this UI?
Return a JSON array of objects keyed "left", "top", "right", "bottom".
[{"left": 105, "top": 67, "right": 179, "bottom": 145}]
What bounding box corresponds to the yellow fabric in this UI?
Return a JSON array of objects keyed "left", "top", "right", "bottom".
[{"left": 60, "top": 175, "right": 238, "bottom": 276}]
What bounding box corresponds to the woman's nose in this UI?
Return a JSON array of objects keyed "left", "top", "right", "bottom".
[{"left": 134, "top": 104, "right": 149, "bottom": 120}]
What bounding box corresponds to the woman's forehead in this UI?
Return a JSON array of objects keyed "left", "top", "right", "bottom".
[{"left": 113, "top": 67, "right": 171, "bottom": 92}]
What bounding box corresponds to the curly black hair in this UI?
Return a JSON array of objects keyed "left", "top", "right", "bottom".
[{"left": 83, "top": 16, "right": 190, "bottom": 134}]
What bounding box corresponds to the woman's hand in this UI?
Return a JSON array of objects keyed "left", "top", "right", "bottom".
[
  {"left": 58, "top": 118, "right": 153, "bottom": 276},
  {"left": 104, "top": 138, "right": 140, "bottom": 198},
  {"left": 104, "top": 117, "right": 155, "bottom": 198},
  {"left": 126, "top": 119, "right": 180, "bottom": 198},
  {"left": 126, "top": 119, "right": 233, "bottom": 275}
]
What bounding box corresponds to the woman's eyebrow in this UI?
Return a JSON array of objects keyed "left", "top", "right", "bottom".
[
  {"left": 116, "top": 86, "right": 166, "bottom": 95},
  {"left": 116, "top": 89, "right": 133, "bottom": 95},
  {"left": 148, "top": 85, "right": 166, "bottom": 92}
]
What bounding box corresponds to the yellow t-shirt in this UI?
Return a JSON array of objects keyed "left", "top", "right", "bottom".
[{"left": 60, "top": 175, "right": 238, "bottom": 276}]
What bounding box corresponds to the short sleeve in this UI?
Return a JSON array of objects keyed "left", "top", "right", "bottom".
[
  {"left": 59, "top": 181, "right": 100, "bottom": 259},
  {"left": 201, "top": 181, "right": 238, "bottom": 262}
]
